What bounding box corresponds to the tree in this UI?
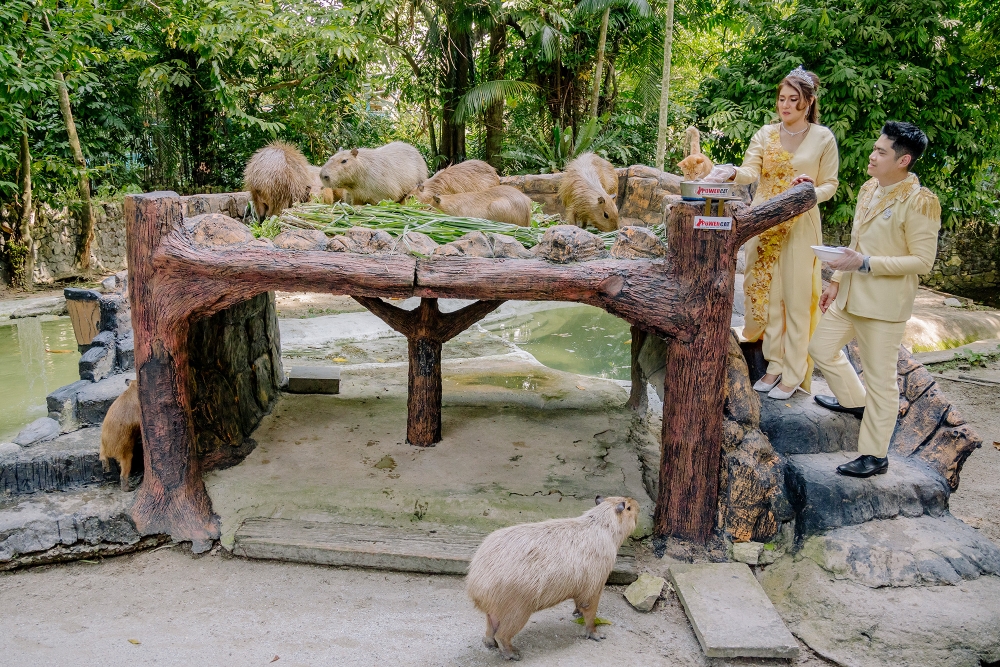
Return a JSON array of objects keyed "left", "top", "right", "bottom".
[{"left": 654, "top": 0, "right": 674, "bottom": 170}]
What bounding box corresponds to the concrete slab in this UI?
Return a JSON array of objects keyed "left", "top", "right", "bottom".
[
  {"left": 668, "top": 562, "right": 799, "bottom": 659},
  {"left": 913, "top": 338, "right": 1000, "bottom": 365},
  {"left": 205, "top": 354, "right": 655, "bottom": 550},
  {"left": 286, "top": 365, "right": 341, "bottom": 394}
]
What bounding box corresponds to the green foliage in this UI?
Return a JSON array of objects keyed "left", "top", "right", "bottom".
[
  {"left": 695, "top": 0, "right": 996, "bottom": 229},
  {"left": 5, "top": 240, "right": 28, "bottom": 288},
  {"left": 249, "top": 217, "right": 282, "bottom": 240},
  {"left": 503, "top": 116, "right": 611, "bottom": 172}
]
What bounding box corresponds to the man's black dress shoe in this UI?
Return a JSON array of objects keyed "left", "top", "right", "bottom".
[
  {"left": 815, "top": 395, "right": 865, "bottom": 419},
  {"left": 836, "top": 454, "right": 889, "bottom": 478}
]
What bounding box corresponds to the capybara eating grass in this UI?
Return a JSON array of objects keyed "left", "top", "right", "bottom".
[
  {"left": 559, "top": 153, "right": 620, "bottom": 232},
  {"left": 320, "top": 142, "right": 428, "bottom": 205},
  {"left": 430, "top": 185, "right": 533, "bottom": 227},
  {"left": 244, "top": 141, "right": 326, "bottom": 219},
  {"left": 99, "top": 380, "right": 142, "bottom": 492},
  {"left": 412, "top": 159, "right": 500, "bottom": 201},
  {"left": 466, "top": 495, "right": 639, "bottom": 660}
]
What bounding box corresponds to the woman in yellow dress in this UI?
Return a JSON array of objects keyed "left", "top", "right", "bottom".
[{"left": 732, "top": 67, "right": 840, "bottom": 399}]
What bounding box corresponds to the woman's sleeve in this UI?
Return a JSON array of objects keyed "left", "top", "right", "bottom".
[
  {"left": 813, "top": 132, "right": 840, "bottom": 204},
  {"left": 732, "top": 127, "right": 766, "bottom": 185}
]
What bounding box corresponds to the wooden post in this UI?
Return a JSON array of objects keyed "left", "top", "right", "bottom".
[{"left": 353, "top": 297, "right": 503, "bottom": 446}]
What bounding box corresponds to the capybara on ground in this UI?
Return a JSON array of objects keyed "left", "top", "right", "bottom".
[
  {"left": 429, "top": 185, "right": 533, "bottom": 227},
  {"left": 412, "top": 160, "right": 500, "bottom": 202},
  {"left": 466, "top": 495, "right": 639, "bottom": 660},
  {"left": 559, "top": 153, "right": 619, "bottom": 232},
  {"left": 319, "top": 142, "right": 428, "bottom": 205},
  {"left": 244, "top": 141, "right": 327, "bottom": 219},
  {"left": 99, "top": 380, "right": 142, "bottom": 492}
]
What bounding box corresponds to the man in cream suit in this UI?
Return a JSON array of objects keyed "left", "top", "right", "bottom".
[{"left": 808, "top": 121, "right": 941, "bottom": 477}]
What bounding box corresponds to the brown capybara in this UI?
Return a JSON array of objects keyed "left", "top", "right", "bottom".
[
  {"left": 412, "top": 160, "right": 500, "bottom": 202},
  {"left": 559, "top": 153, "right": 619, "bottom": 232},
  {"left": 466, "top": 495, "right": 639, "bottom": 660},
  {"left": 319, "top": 142, "right": 428, "bottom": 205},
  {"left": 430, "top": 185, "right": 533, "bottom": 227},
  {"left": 678, "top": 125, "right": 714, "bottom": 181},
  {"left": 99, "top": 380, "right": 141, "bottom": 491},
  {"left": 244, "top": 141, "right": 327, "bottom": 219},
  {"left": 307, "top": 165, "right": 346, "bottom": 204}
]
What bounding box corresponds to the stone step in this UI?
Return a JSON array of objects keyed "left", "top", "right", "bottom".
[
  {"left": 784, "top": 452, "right": 950, "bottom": 538},
  {"left": 232, "top": 517, "right": 638, "bottom": 584},
  {"left": 0, "top": 427, "right": 136, "bottom": 496},
  {"left": 758, "top": 378, "right": 860, "bottom": 455}
]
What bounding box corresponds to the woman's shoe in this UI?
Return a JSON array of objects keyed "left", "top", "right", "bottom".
[
  {"left": 767, "top": 383, "right": 808, "bottom": 400},
  {"left": 753, "top": 375, "right": 781, "bottom": 392}
]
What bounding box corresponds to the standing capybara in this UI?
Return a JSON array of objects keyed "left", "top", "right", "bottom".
[
  {"left": 412, "top": 160, "right": 501, "bottom": 202},
  {"left": 319, "top": 142, "right": 428, "bottom": 205},
  {"left": 430, "top": 185, "right": 533, "bottom": 227},
  {"left": 559, "top": 153, "right": 620, "bottom": 232},
  {"left": 99, "top": 380, "right": 141, "bottom": 491},
  {"left": 244, "top": 141, "right": 328, "bottom": 219},
  {"left": 466, "top": 495, "right": 639, "bottom": 660}
]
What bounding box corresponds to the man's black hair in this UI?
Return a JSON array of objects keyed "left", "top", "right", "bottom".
[{"left": 881, "top": 121, "right": 928, "bottom": 169}]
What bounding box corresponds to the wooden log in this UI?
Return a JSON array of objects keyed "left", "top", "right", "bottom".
[{"left": 353, "top": 297, "right": 503, "bottom": 445}]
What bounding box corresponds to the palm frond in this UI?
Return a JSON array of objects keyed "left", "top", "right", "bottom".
[
  {"left": 453, "top": 79, "right": 541, "bottom": 123},
  {"left": 574, "top": 0, "right": 651, "bottom": 17}
]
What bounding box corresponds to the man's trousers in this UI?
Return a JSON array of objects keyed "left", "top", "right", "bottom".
[{"left": 807, "top": 302, "right": 906, "bottom": 458}]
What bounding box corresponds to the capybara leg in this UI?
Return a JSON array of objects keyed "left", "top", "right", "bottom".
[
  {"left": 565, "top": 210, "right": 577, "bottom": 227},
  {"left": 100, "top": 453, "right": 110, "bottom": 473},
  {"left": 119, "top": 451, "right": 133, "bottom": 492},
  {"left": 483, "top": 614, "right": 499, "bottom": 649},
  {"left": 578, "top": 594, "right": 604, "bottom": 641},
  {"left": 494, "top": 610, "right": 530, "bottom": 661}
]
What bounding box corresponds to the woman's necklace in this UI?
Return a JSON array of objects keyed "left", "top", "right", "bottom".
[{"left": 781, "top": 123, "right": 809, "bottom": 136}]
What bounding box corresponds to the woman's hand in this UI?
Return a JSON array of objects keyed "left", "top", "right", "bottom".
[
  {"left": 790, "top": 174, "right": 815, "bottom": 187},
  {"left": 819, "top": 281, "right": 839, "bottom": 313}
]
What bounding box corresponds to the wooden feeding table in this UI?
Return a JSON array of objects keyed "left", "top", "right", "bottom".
[{"left": 124, "top": 184, "right": 815, "bottom": 547}]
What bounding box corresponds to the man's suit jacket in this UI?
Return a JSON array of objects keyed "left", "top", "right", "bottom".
[{"left": 832, "top": 173, "right": 941, "bottom": 322}]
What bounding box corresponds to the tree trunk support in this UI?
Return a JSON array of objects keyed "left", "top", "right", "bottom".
[
  {"left": 124, "top": 184, "right": 814, "bottom": 545},
  {"left": 352, "top": 297, "right": 503, "bottom": 446}
]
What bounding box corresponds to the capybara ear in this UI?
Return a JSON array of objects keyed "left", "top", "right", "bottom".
[
  {"left": 125, "top": 378, "right": 132, "bottom": 387},
  {"left": 351, "top": 148, "right": 359, "bottom": 157},
  {"left": 595, "top": 495, "right": 604, "bottom": 505},
  {"left": 597, "top": 196, "right": 605, "bottom": 205},
  {"left": 417, "top": 184, "right": 424, "bottom": 192},
  {"left": 616, "top": 501, "right": 625, "bottom": 514}
]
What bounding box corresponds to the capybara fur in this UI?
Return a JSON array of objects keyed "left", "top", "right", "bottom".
[
  {"left": 430, "top": 185, "right": 532, "bottom": 227},
  {"left": 678, "top": 125, "right": 714, "bottom": 180},
  {"left": 466, "top": 495, "right": 639, "bottom": 660},
  {"left": 320, "top": 142, "right": 428, "bottom": 205},
  {"left": 559, "top": 153, "right": 619, "bottom": 232},
  {"left": 99, "top": 380, "right": 142, "bottom": 491},
  {"left": 307, "top": 165, "right": 345, "bottom": 204},
  {"left": 412, "top": 160, "right": 500, "bottom": 201},
  {"left": 244, "top": 141, "right": 327, "bottom": 219}
]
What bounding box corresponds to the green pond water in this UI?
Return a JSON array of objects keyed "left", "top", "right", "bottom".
[
  {"left": 0, "top": 318, "right": 81, "bottom": 441},
  {"left": 484, "top": 304, "right": 633, "bottom": 380}
]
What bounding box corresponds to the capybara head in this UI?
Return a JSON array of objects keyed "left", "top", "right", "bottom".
[
  {"left": 592, "top": 194, "right": 619, "bottom": 228},
  {"left": 593, "top": 494, "right": 639, "bottom": 540},
  {"left": 320, "top": 148, "right": 361, "bottom": 189}
]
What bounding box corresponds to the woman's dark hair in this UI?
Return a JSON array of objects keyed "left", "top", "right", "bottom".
[
  {"left": 777, "top": 70, "right": 821, "bottom": 124},
  {"left": 881, "top": 121, "right": 928, "bottom": 170}
]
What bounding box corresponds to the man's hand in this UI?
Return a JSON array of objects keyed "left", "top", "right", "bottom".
[
  {"left": 819, "top": 281, "right": 839, "bottom": 313},
  {"left": 790, "top": 174, "right": 815, "bottom": 187},
  {"left": 827, "top": 247, "right": 865, "bottom": 272}
]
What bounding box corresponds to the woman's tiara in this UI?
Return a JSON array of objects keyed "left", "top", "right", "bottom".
[{"left": 786, "top": 66, "right": 816, "bottom": 89}]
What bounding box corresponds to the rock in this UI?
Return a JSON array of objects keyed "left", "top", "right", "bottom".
[
  {"left": 0, "top": 443, "right": 20, "bottom": 457},
  {"left": 723, "top": 332, "right": 759, "bottom": 428},
  {"left": 730, "top": 541, "right": 764, "bottom": 565},
  {"left": 13, "top": 418, "right": 61, "bottom": 446},
  {"left": 721, "top": 419, "right": 745, "bottom": 453},
  {"left": 76, "top": 373, "right": 134, "bottom": 426},
  {"left": 800, "top": 514, "right": 1000, "bottom": 588},
  {"left": 759, "top": 378, "right": 860, "bottom": 455},
  {"left": 489, "top": 233, "right": 533, "bottom": 259},
  {"left": 400, "top": 231, "right": 438, "bottom": 256},
  {"left": 0, "top": 428, "right": 115, "bottom": 496},
  {"left": 273, "top": 228, "right": 329, "bottom": 250},
  {"left": 46, "top": 380, "right": 92, "bottom": 432},
  {"left": 532, "top": 225, "right": 607, "bottom": 263},
  {"left": 78, "top": 344, "right": 114, "bottom": 382},
  {"left": 89, "top": 330, "right": 116, "bottom": 349},
  {"left": 9, "top": 296, "right": 68, "bottom": 318},
  {"left": 116, "top": 330, "right": 134, "bottom": 371},
  {"left": 624, "top": 573, "right": 666, "bottom": 612},
  {"left": 943, "top": 297, "right": 963, "bottom": 307},
  {"left": 188, "top": 213, "right": 254, "bottom": 246},
  {"left": 286, "top": 366, "right": 341, "bottom": 394},
  {"left": 433, "top": 231, "right": 494, "bottom": 258},
  {"left": 609, "top": 226, "right": 667, "bottom": 259},
  {"left": 718, "top": 429, "right": 785, "bottom": 542}
]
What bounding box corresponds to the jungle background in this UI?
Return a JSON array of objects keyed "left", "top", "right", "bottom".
[{"left": 0, "top": 0, "right": 997, "bottom": 286}]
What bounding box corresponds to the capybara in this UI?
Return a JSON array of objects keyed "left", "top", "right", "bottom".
[
  {"left": 412, "top": 160, "right": 500, "bottom": 202},
  {"left": 430, "top": 185, "right": 533, "bottom": 227},
  {"left": 319, "top": 142, "right": 428, "bottom": 205},
  {"left": 244, "top": 141, "right": 327, "bottom": 219},
  {"left": 99, "top": 380, "right": 141, "bottom": 491},
  {"left": 678, "top": 125, "right": 714, "bottom": 181},
  {"left": 466, "top": 495, "right": 639, "bottom": 660},
  {"left": 307, "top": 165, "right": 345, "bottom": 204},
  {"left": 559, "top": 153, "right": 619, "bottom": 232}
]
